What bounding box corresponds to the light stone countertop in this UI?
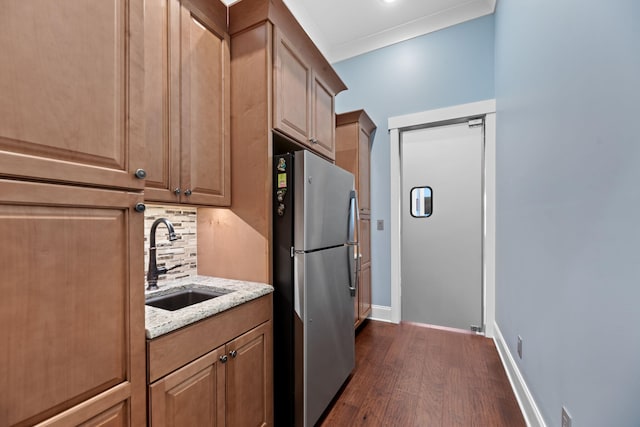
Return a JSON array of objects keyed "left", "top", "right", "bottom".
[{"left": 145, "top": 275, "right": 274, "bottom": 339}]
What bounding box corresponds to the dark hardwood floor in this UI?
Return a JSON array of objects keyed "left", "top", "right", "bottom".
[{"left": 318, "top": 321, "right": 526, "bottom": 426}]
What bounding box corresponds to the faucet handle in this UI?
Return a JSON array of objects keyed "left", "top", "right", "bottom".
[{"left": 158, "top": 263, "right": 183, "bottom": 275}]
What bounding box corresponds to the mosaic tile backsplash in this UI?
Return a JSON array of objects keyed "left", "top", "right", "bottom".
[{"left": 144, "top": 205, "right": 197, "bottom": 288}]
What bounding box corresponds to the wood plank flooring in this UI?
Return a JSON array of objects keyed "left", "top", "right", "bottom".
[{"left": 318, "top": 321, "right": 525, "bottom": 427}]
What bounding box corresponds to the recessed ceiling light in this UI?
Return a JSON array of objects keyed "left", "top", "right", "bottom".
[{"left": 383, "top": 0, "right": 397, "bottom": 3}]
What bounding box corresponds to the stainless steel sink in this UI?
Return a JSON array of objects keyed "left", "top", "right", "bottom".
[{"left": 145, "top": 287, "right": 229, "bottom": 311}]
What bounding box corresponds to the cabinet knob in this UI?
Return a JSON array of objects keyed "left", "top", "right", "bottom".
[
  {"left": 220, "top": 354, "right": 228, "bottom": 363},
  {"left": 309, "top": 137, "right": 318, "bottom": 144},
  {"left": 134, "top": 169, "right": 147, "bottom": 179},
  {"left": 184, "top": 189, "right": 192, "bottom": 196},
  {"left": 230, "top": 350, "right": 238, "bottom": 358},
  {"left": 134, "top": 203, "right": 146, "bottom": 213},
  {"left": 174, "top": 188, "right": 181, "bottom": 195}
]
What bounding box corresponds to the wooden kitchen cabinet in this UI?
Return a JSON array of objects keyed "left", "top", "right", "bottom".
[
  {"left": 0, "top": 0, "right": 145, "bottom": 191},
  {"left": 352, "top": 219, "right": 372, "bottom": 328},
  {"left": 274, "top": 29, "right": 336, "bottom": 159},
  {"left": 1, "top": 2, "right": 147, "bottom": 425},
  {"left": 199, "top": 0, "right": 347, "bottom": 284},
  {"left": 336, "top": 110, "right": 376, "bottom": 215},
  {"left": 360, "top": 218, "right": 371, "bottom": 265},
  {"left": 336, "top": 110, "right": 376, "bottom": 327},
  {"left": 148, "top": 295, "right": 273, "bottom": 426},
  {"left": 0, "top": 180, "right": 146, "bottom": 427},
  {"left": 149, "top": 345, "right": 226, "bottom": 426},
  {"left": 358, "top": 264, "right": 372, "bottom": 328},
  {"left": 144, "top": 0, "right": 231, "bottom": 206},
  {"left": 225, "top": 321, "right": 272, "bottom": 426}
]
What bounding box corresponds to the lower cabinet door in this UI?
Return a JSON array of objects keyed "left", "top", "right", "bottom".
[
  {"left": 359, "top": 264, "right": 372, "bottom": 323},
  {"left": 354, "top": 283, "right": 360, "bottom": 326},
  {"left": 0, "top": 180, "right": 145, "bottom": 427},
  {"left": 225, "top": 320, "right": 273, "bottom": 427},
  {"left": 149, "top": 345, "right": 227, "bottom": 426}
]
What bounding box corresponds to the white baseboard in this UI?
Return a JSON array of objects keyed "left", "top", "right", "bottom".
[
  {"left": 493, "top": 322, "right": 546, "bottom": 427},
  {"left": 369, "top": 305, "right": 396, "bottom": 323}
]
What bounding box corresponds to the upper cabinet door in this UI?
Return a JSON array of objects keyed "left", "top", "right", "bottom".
[
  {"left": 311, "top": 73, "right": 336, "bottom": 160},
  {"left": 144, "top": 0, "right": 181, "bottom": 203},
  {"left": 274, "top": 29, "right": 311, "bottom": 145},
  {"left": 180, "top": 2, "right": 231, "bottom": 206},
  {"left": 144, "top": 0, "right": 230, "bottom": 206},
  {"left": 0, "top": 0, "right": 145, "bottom": 190},
  {"left": 358, "top": 126, "right": 371, "bottom": 214},
  {"left": 336, "top": 110, "right": 375, "bottom": 214},
  {"left": 274, "top": 29, "right": 337, "bottom": 161}
]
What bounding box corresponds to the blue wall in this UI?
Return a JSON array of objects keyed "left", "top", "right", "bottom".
[
  {"left": 494, "top": 1, "right": 640, "bottom": 426},
  {"left": 333, "top": 15, "right": 495, "bottom": 306}
]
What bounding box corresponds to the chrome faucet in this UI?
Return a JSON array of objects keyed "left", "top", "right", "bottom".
[{"left": 147, "top": 218, "right": 182, "bottom": 291}]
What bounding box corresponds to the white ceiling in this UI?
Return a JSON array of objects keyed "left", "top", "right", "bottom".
[{"left": 224, "top": 0, "right": 496, "bottom": 63}]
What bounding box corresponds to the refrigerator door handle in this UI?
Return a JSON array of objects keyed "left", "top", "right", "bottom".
[
  {"left": 348, "top": 190, "right": 359, "bottom": 245},
  {"left": 347, "top": 190, "right": 359, "bottom": 296},
  {"left": 347, "top": 244, "right": 357, "bottom": 297},
  {"left": 353, "top": 245, "right": 360, "bottom": 297}
]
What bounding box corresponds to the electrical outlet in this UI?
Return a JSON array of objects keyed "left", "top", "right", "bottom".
[
  {"left": 377, "top": 220, "right": 384, "bottom": 230},
  {"left": 517, "top": 335, "right": 523, "bottom": 359},
  {"left": 561, "top": 406, "right": 572, "bottom": 427}
]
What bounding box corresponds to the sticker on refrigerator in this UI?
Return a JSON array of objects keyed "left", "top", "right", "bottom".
[{"left": 277, "top": 173, "right": 287, "bottom": 189}]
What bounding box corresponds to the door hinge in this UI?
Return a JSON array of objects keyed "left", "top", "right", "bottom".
[
  {"left": 470, "top": 325, "right": 484, "bottom": 333},
  {"left": 468, "top": 118, "right": 483, "bottom": 128}
]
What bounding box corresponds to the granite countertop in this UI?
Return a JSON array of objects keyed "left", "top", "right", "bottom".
[{"left": 145, "top": 275, "right": 274, "bottom": 339}]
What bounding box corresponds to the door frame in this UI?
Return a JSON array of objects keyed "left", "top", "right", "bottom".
[{"left": 388, "top": 99, "right": 496, "bottom": 336}]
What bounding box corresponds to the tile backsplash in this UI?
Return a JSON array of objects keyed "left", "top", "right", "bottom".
[{"left": 144, "top": 205, "right": 197, "bottom": 288}]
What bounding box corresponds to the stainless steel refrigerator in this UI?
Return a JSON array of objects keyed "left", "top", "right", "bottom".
[{"left": 273, "top": 150, "right": 357, "bottom": 426}]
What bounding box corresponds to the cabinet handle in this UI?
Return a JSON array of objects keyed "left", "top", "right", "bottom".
[
  {"left": 134, "top": 203, "right": 146, "bottom": 213},
  {"left": 220, "top": 354, "right": 228, "bottom": 363},
  {"left": 134, "top": 168, "right": 147, "bottom": 179},
  {"left": 174, "top": 188, "right": 181, "bottom": 195},
  {"left": 309, "top": 137, "right": 318, "bottom": 144},
  {"left": 230, "top": 350, "right": 238, "bottom": 358},
  {"left": 184, "top": 189, "right": 192, "bottom": 196}
]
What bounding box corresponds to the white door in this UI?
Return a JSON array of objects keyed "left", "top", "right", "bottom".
[{"left": 401, "top": 120, "right": 484, "bottom": 331}]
